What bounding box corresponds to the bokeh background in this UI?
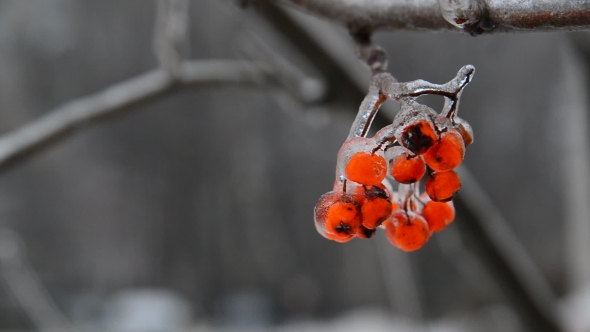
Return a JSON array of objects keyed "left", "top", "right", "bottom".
[{"left": 0, "top": 0, "right": 589, "bottom": 331}]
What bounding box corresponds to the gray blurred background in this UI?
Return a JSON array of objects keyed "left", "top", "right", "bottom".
[{"left": 0, "top": 0, "right": 588, "bottom": 331}]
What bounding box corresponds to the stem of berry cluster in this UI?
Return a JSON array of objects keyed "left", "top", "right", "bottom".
[{"left": 348, "top": 65, "right": 475, "bottom": 141}]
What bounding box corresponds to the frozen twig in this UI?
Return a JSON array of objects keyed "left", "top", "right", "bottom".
[
  {"left": 0, "top": 60, "right": 274, "bottom": 173},
  {"left": 287, "top": 0, "right": 590, "bottom": 35},
  {"left": 347, "top": 35, "right": 474, "bottom": 139},
  {"left": 347, "top": 65, "right": 474, "bottom": 139}
]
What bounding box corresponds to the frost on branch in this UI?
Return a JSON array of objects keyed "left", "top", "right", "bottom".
[{"left": 314, "top": 39, "right": 475, "bottom": 251}]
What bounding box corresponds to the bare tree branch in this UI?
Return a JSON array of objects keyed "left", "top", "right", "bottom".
[
  {"left": 0, "top": 60, "right": 273, "bottom": 173},
  {"left": 287, "top": 0, "right": 590, "bottom": 35}
]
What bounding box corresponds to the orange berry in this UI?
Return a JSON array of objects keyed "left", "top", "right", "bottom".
[
  {"left": 314, "top": 191, "right": 361, "bottom": 242},
  {"left": 345, "top": 152, "right": 387, "bottom": 186},
  {"left": 425, "top": 171, "right": 461, "bottom": 202},
  {"left": 384, "top": 210, "right": 430, "bottom": 252},
  {"left": 454, "top": 117, "right": 474, "bottom": 146},
  {"left": 353, "top": 185, "right": 393, "bottom": 229},
  {"left": 424, "top": 130, "right": 465, "bottom": 172},
  {"left": 364, "top": 187, "right": 393, "bottom": 229},
  {"left": 390, "top": 151, "right": 426, "bottom": 184},
  {"left": 399, "top": 120, "right": 438, "bottom": 155},
  {"left": 422, "top": 200, "right": 455, "bottom": 232}
]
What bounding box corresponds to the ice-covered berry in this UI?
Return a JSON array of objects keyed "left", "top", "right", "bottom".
[
  {"left": 389, "top": 147, "right": 426, "bottom": 184},
  {"left": 345, "top": 152, "right": 387, "bottom": 186},
  {"left": 454, "top": 117, "right": 474, "bottom": 146},
  {"left": 314, "top": 191, "right": 361, "bottom": 242},
  {"left": 424, "top": 129, "right": 465, "bottom": 172},
  {"left": 422, "top": 200, "right": 455, "bottom": 232},
  {"left": 425, "top": 170, "right": 461, "bottom": 202},
  {"left": 354, "top": 185, "right": 393, "bottom": 229},
  {"left": 399, "top": 120, "right": 438, "bottom": 155},
  {"left": 384, "top": 210, "right": 430, "bottom": 252}
]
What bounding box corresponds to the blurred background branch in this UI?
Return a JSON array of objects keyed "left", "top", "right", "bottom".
[
  {"left": 0, "top": 61, "right": 274, "bottom": 173},
  {"left": 0, "top": 229, "right": 74, "bottom": 331}
]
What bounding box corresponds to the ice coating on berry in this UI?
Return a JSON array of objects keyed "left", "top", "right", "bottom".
[
  {"left": 385, "top": 210, "right": 430, "bottom": 252},
  {"left": 389, "top": 146, "right": 426, "bottom": 184},
  {"left": 425, "top": 171, "right": 461, "bottom": 202},
  {"left": 354, "top": 185, "right": 393, "bottom": 229},
  {"left": 372, "top": 124, "right": 397, "bottom": 146},
  {"left": 314, "top": 191, "right": 361, "bottom": 240},
  {"left": 422, "top": 200, "right": 455, "bottom": 232},
  {"left": 361, "top": 186, "right": 392, "bottom": 229},
  {"left": 345, "top": 152, "right": 387, "bottom": 186},
  {"left": 433, "top": 115, "right": 453, "bottom": 133},
  {"left": 393, "top": 103, "right": 438, "bottom": 155},
  {"left": 324, "top": 231, "right": 355, "bottom": 243},
  {"left": 454, "top": 117, "right": 474, "bottom": 146},
  {"left": 400, "top": 120, "right": 438, "bottom": 155},
  {"left": 424, "top": 129, "right": 465, "bottom": 172},
  {"left": 335, "top": 137, "right": 378, "bottom": 185}
]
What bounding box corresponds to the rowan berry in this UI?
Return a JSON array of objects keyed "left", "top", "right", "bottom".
[
  {"left": 454, "top": 117, "right": 474, "bottom": 146},
  {"left": 353, "top": 185, "right": 393, "bottom": 229},
  {"left": 422, "top": 200, "right": 455, "bottom": 232},
  {"left": 424, "top": 129, "right": 465, "bottom": 172},
  {"left": 345, "top": 152, "right": 387, "bottom": 186},
  {"left": 425, "top": 170, "right": 461, "bottom": 202},
  {"left": 314, "top": 191, "right": 361, "bottom": 242},
  {"left": 384, "top": 210, "right": 430, "bottom": 252},
  {"left": 389, "top": 147, "right": 426, "bottom": 184},
  {"left": 399, "top": 119, "right": 438, "bottom": 155}
]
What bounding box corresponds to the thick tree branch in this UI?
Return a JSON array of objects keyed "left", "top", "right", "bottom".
[
  {"left": 288, "top": 0, "right": 590, "bottom": 35},
  {"left": 0, "top": 60, "right": 273, "bottom": 172}
]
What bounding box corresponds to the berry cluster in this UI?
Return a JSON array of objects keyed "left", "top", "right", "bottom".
[{"left": 314, "top": 65, "right": 475, "bottom": 252}]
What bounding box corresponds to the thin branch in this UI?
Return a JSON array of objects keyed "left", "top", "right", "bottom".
[
  {"left": 0, "top": 229, "right": 74, "bottom": 331},
  {"left": 0, "top": 60, "right": 272, "bottom": 173},
  {"left": 238, "top": 33, "right": 327, "bottom": 104},
  {"left": 287, "top": 0, "right": 590, "bottom": 35}
]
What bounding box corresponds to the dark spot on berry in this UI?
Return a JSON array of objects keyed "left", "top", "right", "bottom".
[
  {"left": 360, "top": 226, "right": 376, "bottom": 238},
  {"left": 365, "top": 186, "right": 388, "bottom": 199},
  {"left": 402, "top": 123, "right": 435, "bottom": 154},
  {"left": 335, "top": 221, "right": 351, "bottom": 234},
  {"left": 436, "top": 156, "right": 443, "bottom": 162}
]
